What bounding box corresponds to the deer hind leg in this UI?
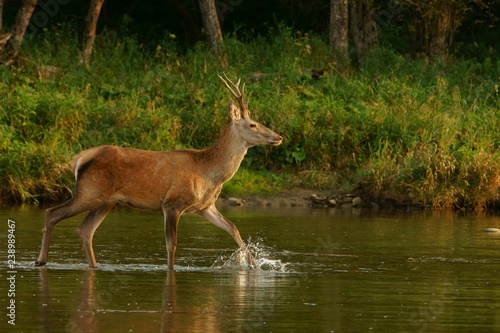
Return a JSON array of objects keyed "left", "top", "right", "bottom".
[
  {"left": 77, "top": 204, "right": 114, "bottom": 268},
  {"left": 35, "top": 197, "right": 89, "bottom": 266},
  {"left": 163, "top": 207, "right": 181, "bottom": 270},
  {"left": 199, "top": 205, "right": 256, "bottom": 268}
]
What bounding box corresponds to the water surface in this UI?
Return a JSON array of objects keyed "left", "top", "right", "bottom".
[{"left": 1, "top": 206, "right": 500, "bottom": 332}]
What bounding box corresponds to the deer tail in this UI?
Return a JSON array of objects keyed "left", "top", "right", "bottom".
[{"left": 71, "top": 146, "right": 105, "bottom": 181}]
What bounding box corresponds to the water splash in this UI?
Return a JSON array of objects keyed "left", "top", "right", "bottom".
[{"left": 211, "top": 238, "right": 290, "bottom": 272}]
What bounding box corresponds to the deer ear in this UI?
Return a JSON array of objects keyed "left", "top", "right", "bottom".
[{"left": 228, "top": 100, "right": 241, "bottom": 121}]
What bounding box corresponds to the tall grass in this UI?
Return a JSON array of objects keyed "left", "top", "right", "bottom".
[{"left": 0, "top": 26, "right": 499, "bottom": 209}]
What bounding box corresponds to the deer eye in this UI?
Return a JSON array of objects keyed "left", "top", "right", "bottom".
[{"left": 250, "top": 123, "right": 257, "bottom": 128}]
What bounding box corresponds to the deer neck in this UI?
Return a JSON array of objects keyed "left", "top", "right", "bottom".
[{"left": 200, "top": 123, "right": 248, "bottom": 184}]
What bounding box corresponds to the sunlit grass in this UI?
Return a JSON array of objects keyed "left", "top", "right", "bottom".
[
  {"left": 222, "top": 169, "right": 284, "bottom": 196},
  {"left": 0, "top": 26, "right": 499, "bottom": 209}
]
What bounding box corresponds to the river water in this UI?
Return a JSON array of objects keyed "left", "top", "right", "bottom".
[{"left": 1, "top": 205, "right": 500, "bottom": 332}]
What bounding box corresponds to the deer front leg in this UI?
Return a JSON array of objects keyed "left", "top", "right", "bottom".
[
  {"left": 199, "top": 205, "right": 256, "bottom": 268},
  {"left": 163, "top": 207, "right": 181, "bottom": 270}
]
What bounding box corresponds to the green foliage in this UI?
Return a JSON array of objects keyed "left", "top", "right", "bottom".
[
  {"left": 222, "top": 169, "right": 283, "bottom": 196},
  {"left": 0, "top": 26, "right": 499, "bottom": 209}
]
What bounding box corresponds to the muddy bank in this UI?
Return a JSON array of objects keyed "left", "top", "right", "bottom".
[{"left": 217, "top": 189, "right": 423, "bottom": 211}]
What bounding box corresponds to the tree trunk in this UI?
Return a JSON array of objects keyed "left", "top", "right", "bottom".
[
  {"left": 428, "top": 9, "right": 455, "bottom": 62},
  {"left": 329, "top": 0, "right": 349, "bottom": 67},
  {"left": 0, "top": 0, "right": 4, "bottom": 31},
  {"left": 350, "top": 0, "right": 378, "bottom": 65},
  {"left": 79, "top": 0, "right": 105, "bottom": 66},
  {"left": 404, "top": 1, "right": 466, "bottom": 63},
  {"left": 1, "top": 0, "right": 38, "bottom": 64},
  {"left": 198, "top": 0, "right": 226, "bottom": 66}
]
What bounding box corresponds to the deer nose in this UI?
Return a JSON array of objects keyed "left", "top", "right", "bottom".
[{"left": 272, "top": 135, "right": 283, "bottom": 145}]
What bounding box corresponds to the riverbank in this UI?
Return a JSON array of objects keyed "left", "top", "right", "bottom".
[
  {"left": 218, "top": 189, "right": 445, "bottom": 211},
  {"left": 218, "top": 190, "right": 500, "bottom": 212},
  {"left": 1, "top": 185, "right": 498, "bottom": 212},
  {"left": 1, "top": 27, "right": 499, "bottom": 210}
]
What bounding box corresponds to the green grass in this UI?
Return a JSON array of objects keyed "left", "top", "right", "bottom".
[
  {"left": 222, "top": 169, "right": 284, "bottom": 196},
  {"left": 1, "top": 26, "right": 499, "bottom": 209}
]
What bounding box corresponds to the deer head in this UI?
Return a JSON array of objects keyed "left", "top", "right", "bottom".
[{"left": 218, "top": 73, "right": 282, "bottom": 147}]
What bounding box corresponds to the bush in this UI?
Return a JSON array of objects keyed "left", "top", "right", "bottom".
[{"left": 0, "top": 26, "right": 499, "bottom": 209}]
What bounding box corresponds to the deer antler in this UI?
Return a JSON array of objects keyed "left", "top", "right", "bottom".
[{"left": 218, "top": 73, "right": 251, "bottom": 116}]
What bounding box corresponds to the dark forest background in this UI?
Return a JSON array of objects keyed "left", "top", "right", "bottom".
[{"left": 2, "top": 0, "right": 500, "bottom": 60}]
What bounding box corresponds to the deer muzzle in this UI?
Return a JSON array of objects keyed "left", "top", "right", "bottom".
[{"left": 271, "top": 135, "right": 283, "bottom": 146}]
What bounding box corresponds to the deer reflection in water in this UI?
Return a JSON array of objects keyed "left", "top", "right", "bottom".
[{"left": 36, "top": 268, "right": 281, "bottom": 333}]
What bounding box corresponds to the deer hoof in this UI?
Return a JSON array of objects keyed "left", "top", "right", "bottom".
[
  {"left": 247, "top": 255, "right": 257, "bottom": 269},
  {"left": 34, "top": 260, "right": 46, "bottom": 267}
]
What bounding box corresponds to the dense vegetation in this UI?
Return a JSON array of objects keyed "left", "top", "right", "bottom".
[{"left": 0, "top": 24, "right": 499, "bottom": 209}]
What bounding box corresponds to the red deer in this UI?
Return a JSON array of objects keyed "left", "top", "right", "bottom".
[{"left": 34, "top": 74, "right": 283, "bottom": 270}]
